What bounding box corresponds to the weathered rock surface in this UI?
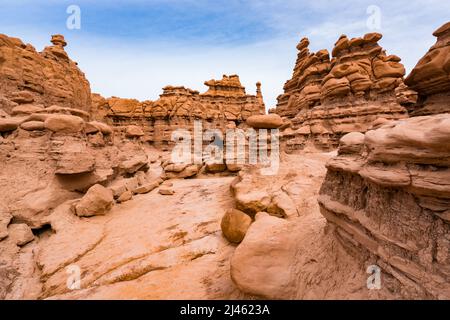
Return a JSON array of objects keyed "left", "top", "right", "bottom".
[
  {"left": 98, "top": 74, "right": 265, "bottom": 148},
  {"left": 74, "top": 184, "right": 114, "bottom": 217},
  {"left": 405, "top": 21, "right": 450, "bottom": 116},
  {"left": 0, "top": 34, "right": 91, "bottom": 114},
  {"left": 275, "top": 33, "right": 409, "bottom": 151},
  {"left": 320, "top": 114, "right": 450, "bottom": 299},
  {"left": 35, "top": 178, "right": 246, "bottom": 300}
]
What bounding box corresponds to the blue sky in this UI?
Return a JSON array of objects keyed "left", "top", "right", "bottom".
[{"left": 0, "top": 0, "right": 449, "bottom": 108}]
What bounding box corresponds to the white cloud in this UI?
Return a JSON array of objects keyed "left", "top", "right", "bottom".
[{"left": 1, "top": 0, "right": 448, "bottom": 109}]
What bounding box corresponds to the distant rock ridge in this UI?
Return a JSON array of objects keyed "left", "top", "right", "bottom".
[{"left": 94, "top": 74, "right": 266, "bottom": 148}]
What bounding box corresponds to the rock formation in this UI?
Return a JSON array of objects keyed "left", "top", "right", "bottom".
[
  {"left": 2, "top": 21, "right": 450, "bottom": 301},
  {"left": 0, "top": 34, "right": 91, "bottom": 114},
  {"left": 405, "top": 22, "right": 450, "bottom": 116},
  {"left": 275, "top": 33, "right": 411, "bottom": 151},
  {"left": 319, "top": 115, "right": 450, "bottom": 298},
  {"left": 99, "top": 74, "right": 265, "bottom": 148}
]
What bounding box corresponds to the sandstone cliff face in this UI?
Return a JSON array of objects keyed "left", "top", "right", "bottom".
[
  {"left": 96, "top": 75, "right": 265, "bottom": 148},
  {"left": 319, "top": 115, "right": 450, "bottom": 299},
  {"left": 405, "top": 22, "right": 450, "bottom": 116},
  {"left": 275, "top": 33, "right": 411, "bottom": 152},
  {"left": 0, "top": 34, "right": 91, "bottom": 114}
]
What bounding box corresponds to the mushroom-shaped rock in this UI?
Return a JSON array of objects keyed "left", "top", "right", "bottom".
[
  {"left": 74, "top": 184, "right": 114, "bottom": 217},
  {"left": 221, "top": 209, "right": 252, "bottom": 244},
  {"left": 246, "top": 114, "right": 283, "bottom": 129},
  {"left": 51, "top": 34, "right": 67, "bottom": 47}
]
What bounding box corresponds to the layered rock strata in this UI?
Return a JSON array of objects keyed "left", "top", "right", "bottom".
[
  {"left": 98, "top": 75, "right": 266, "bottom": 148},
  {"left": 405, "top": 22, "right": 450, "bottom": 116},
  {"left": 275, "top": 33, "right": 410, "bottom": 151},
  {"left": 319, "top": 115, "right": 450, "bottom": 299},
  {"left": 0, "top": 34, "right": 91, "bottom": 114}
]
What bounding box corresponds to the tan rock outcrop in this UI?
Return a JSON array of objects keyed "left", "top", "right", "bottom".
[
  {"left": 103, "top": 75, "right": 265, "bottom": 148},
  {"left": 319, "top": 114, "right": 450, "bottom": 299},
  {"left": 8, "top": 223, "right": 35, "bottom": 246},
  {"left": 74, "top": 184, "right": 114, "bottom": 217},
  {"left": 405, "top": 21, "right": 450, "bottom": 116},
  {"left": 275, "top": 33, "right": 409, "bottom": 151},
  {"left": 0, "top": 34, "right": 91, "bottom": 114}
]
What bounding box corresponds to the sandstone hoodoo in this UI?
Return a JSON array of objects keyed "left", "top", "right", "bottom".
[
  {"left": 274, "top": 32, "right": 410, "bottom": 152},
  {"left": 99, "top": 74, "right": 266, "bottom": 149},
  {"left": 0, "top": 11, "right": 449, "bottom": 303},
  {"left": 405, "top": 21, "right": 450, "bottom": 116}
]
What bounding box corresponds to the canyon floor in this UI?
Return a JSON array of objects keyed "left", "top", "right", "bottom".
[{"left": 3, "top": 151, "right": 350, "bottom": 300}]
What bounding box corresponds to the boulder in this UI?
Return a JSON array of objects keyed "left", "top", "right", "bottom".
[
  {"left": 10, "top": 182, "right": 79, "bottom": 228},
  {"left": 44, "top": 115, "right": 85, "bottom": 134},
  {"left": 125, "top": 125, "right": 144, "bottom": 138},
  {"left": 221, "top": 209, "right": 252, "bottom": 243},
  {"left": 87, "top": 121, "right": 113, "bottom": 135},
  {"left": 0, "top": 118, "right": 21, "bottom": 132},
  {"left": 230, "top": 213, "right": 295, "bottom": 298},
  {"left": 55, "top": 152, "right": 96, "bottom": 175},
  {"left": 246, "top": 114, "right": 283, "bottom": 129},
  {"left": 134, "top": 181, "right": 161, "bottom": 194},
  {"left": 159, "top": 187, "right": 175, "bottom": 195},
  {"left": 205, "top": 162, "right": 227, "bottom": 173},
  {"left": 117, "top": 190, "right": 133, "bottom": 203},
  {"left": 74, "top": 184, "right": 114, "bottom": 217},
  {"left": 20, "top": 120, "right": 45, "bottom": 131},
  {"left": 119, "top": 155, "right": 148, "bottom": 174},
  {"left": 8, "top": 223, "right": 35, "bottom": 246}
]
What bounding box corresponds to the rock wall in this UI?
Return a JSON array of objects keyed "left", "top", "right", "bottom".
[
  {"left": 0, "top": 34, "right": 92, "bottom": 114},
  {"left": 405, "top": 22, "right": 450, "bottom": 116},
  {"left": 275, "top": 33, "right": 412, "bottom": 152},
  {"left": 319, "top": 115, "right": 450, "bottom": 299},
  {"left": 97, "top": 75, "right": 265, "bottom": 148}
]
